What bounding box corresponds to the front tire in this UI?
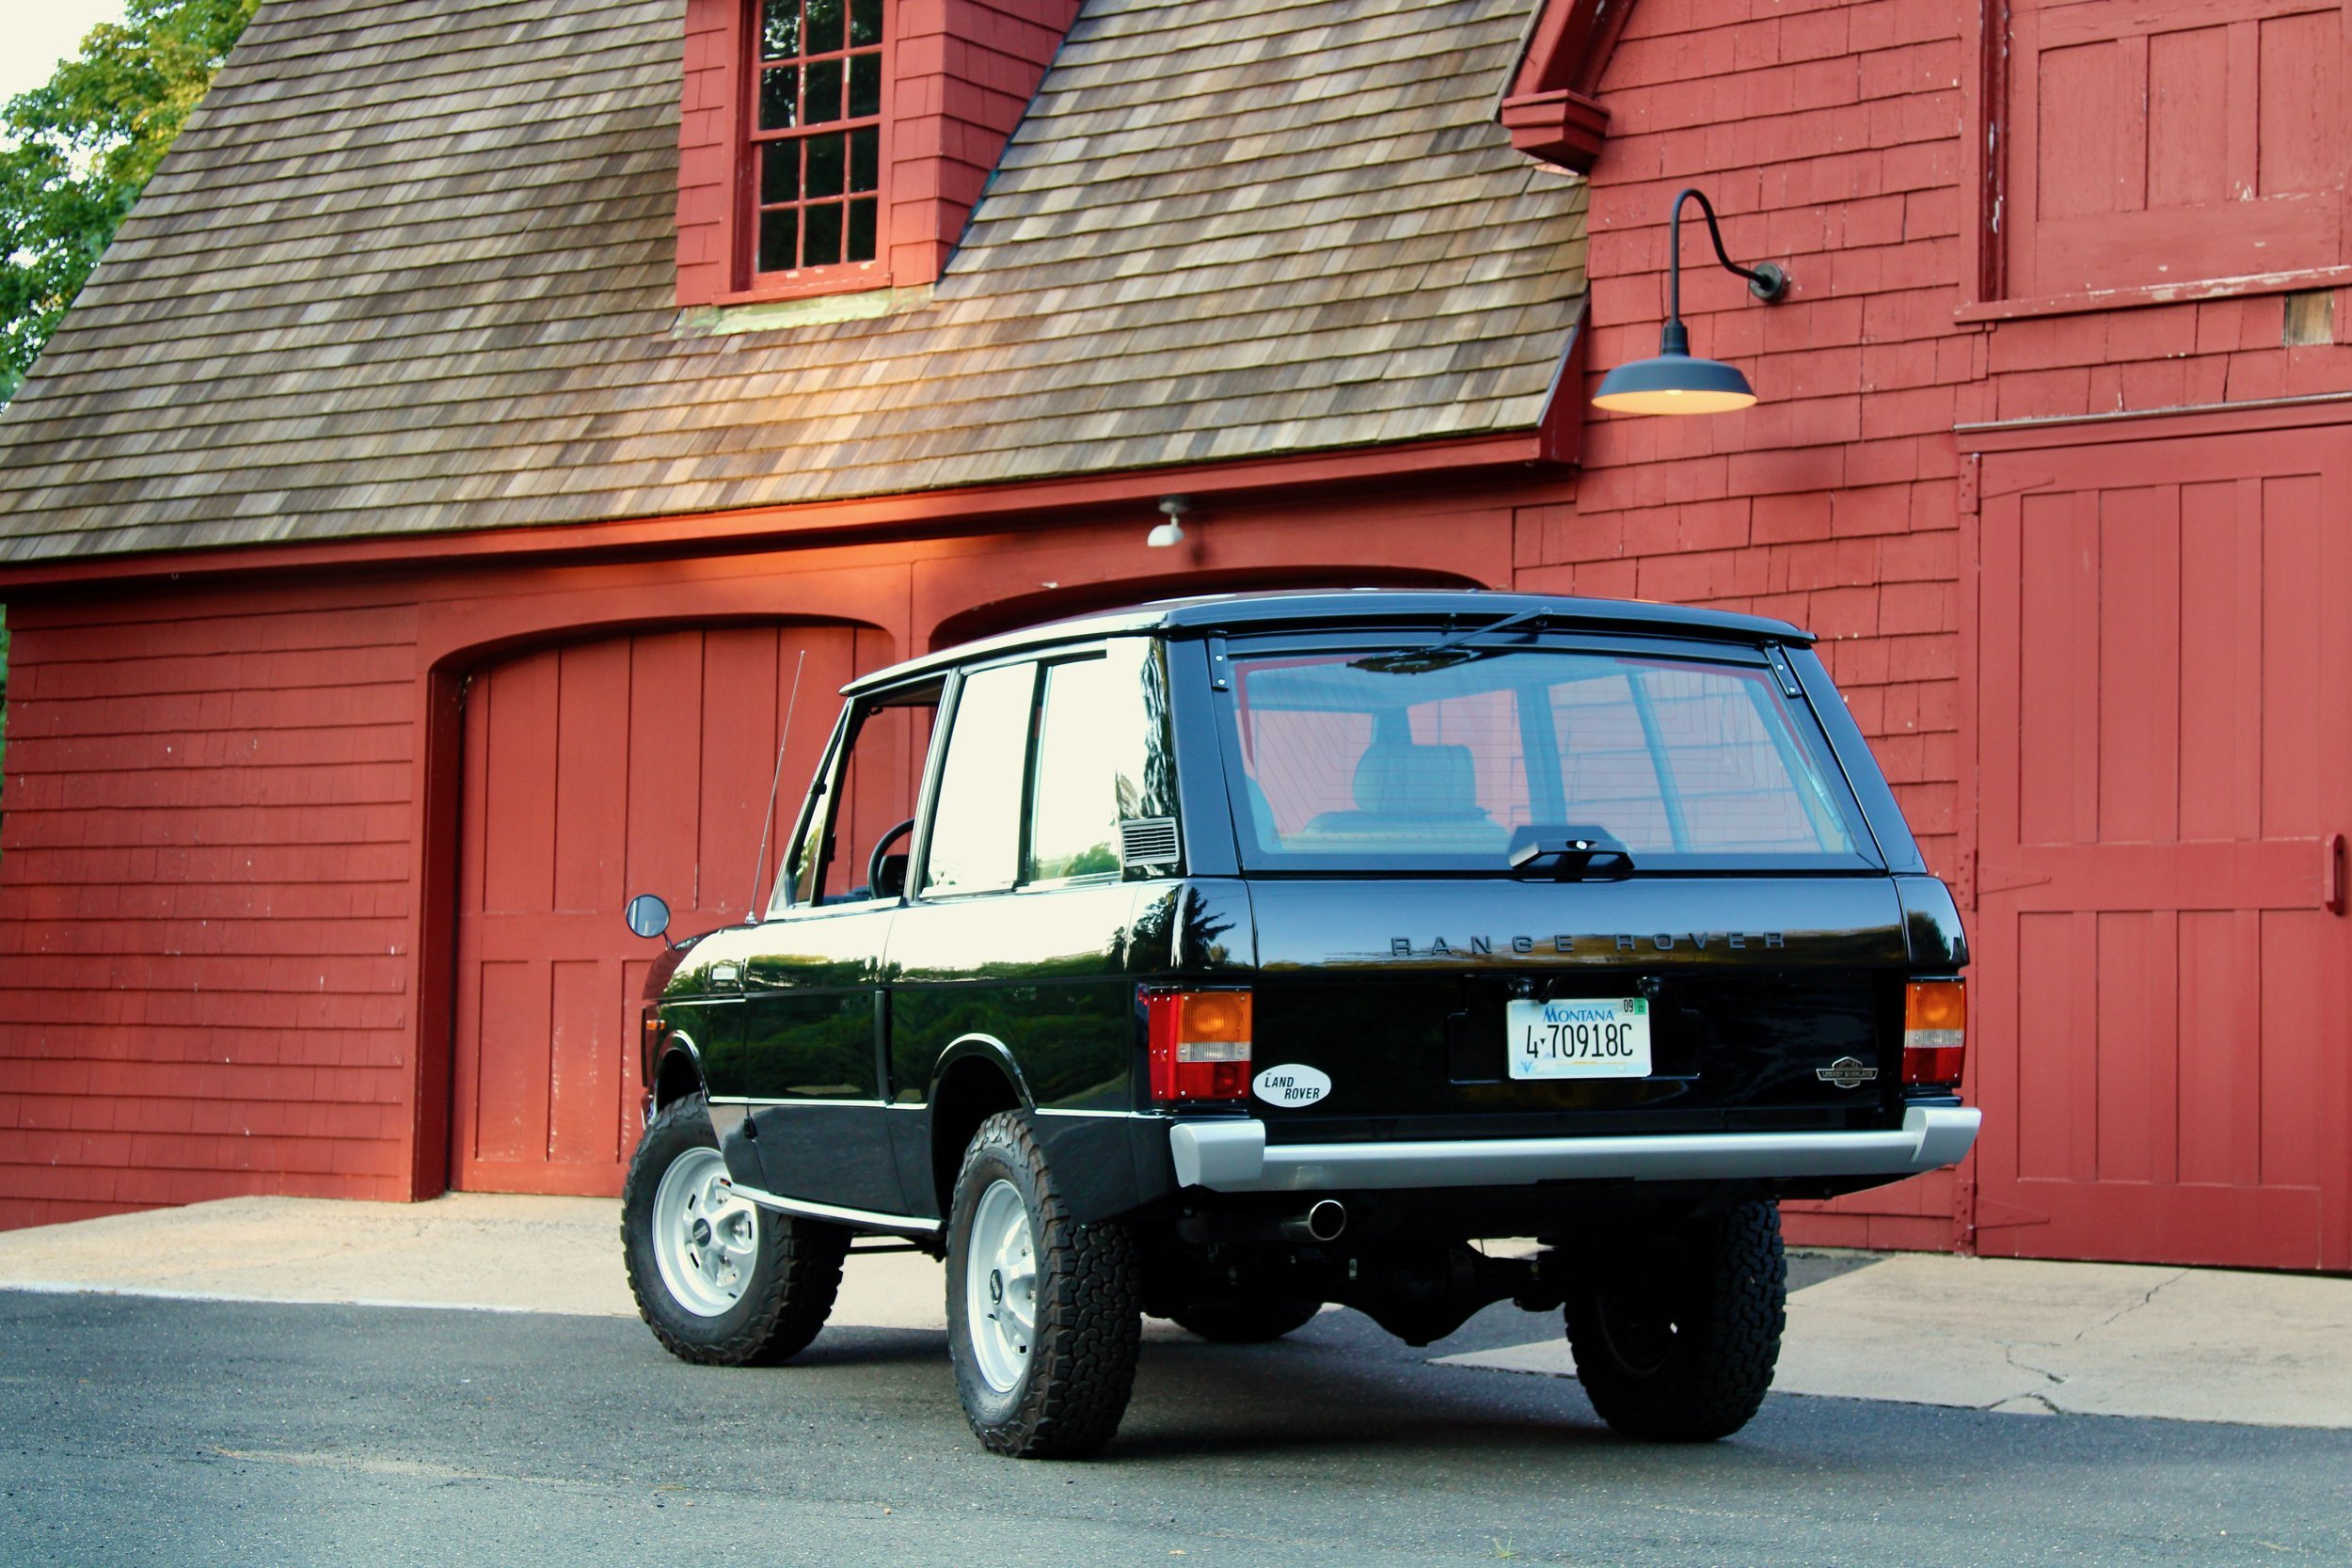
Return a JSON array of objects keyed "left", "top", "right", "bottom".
[
  {"left": 946, "top": 1111, "right": 1142, "bottom": 1458},
  {"left": 621, "top": 1093, "right": 848, "bottom": 1366},
  {"left": 1565, "top": 1200, "right": 1787, "bottom": 1442}
]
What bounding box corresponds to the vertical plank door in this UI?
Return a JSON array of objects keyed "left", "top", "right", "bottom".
[
  {"left": 450, "top": 625, "right": 876, "bottom": 1196},
  {"left": 2005, "top": 0, "right": 2348, "bottom": 298},
  {"left": 1975, "top": 425, "right": 2352, "bottom": 1270}
]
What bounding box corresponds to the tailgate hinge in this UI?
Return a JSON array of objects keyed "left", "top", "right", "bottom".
[{"left": 1762, "top": 642, "right": 1804, "bottom": 699}]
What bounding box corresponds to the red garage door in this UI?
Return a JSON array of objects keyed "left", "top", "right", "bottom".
[
  {"left": 451, "top": 625, "right": 881, "bottom": 1196},
  {"left": 1975, "top": 426, "right": 2352, "bottom": 1270}
]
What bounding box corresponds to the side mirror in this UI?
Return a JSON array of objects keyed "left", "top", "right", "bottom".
[
  {"left": 873, "top": 852, "right": 910, "bottom": 900},
  {"left": 624, "top": 893, "right": 672, "bottom": 942}
]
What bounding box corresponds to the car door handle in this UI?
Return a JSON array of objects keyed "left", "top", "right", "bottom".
[{"left": 710, "top": 960, "right": 742, "bottom": 989}]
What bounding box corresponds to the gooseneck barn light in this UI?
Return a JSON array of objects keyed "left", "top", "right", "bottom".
[{"left": 1592, "top": 186, "right": 1789, "bottom": 416}]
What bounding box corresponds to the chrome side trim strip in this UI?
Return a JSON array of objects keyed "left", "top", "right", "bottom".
[
  {"left": 723, "top": 1181, "right": 943, "bottom": 1236},
  {"left": 1171, "top": 1106, "right": 1981, "bottom": 1194}
]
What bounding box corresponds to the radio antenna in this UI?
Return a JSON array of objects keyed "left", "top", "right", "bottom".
[{"left": 747, "top": 649, "right": 807, "bottom": 918}]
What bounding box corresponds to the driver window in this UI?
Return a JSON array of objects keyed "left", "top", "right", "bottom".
[{"left": 782, "top": 680, "right": 940, "bottom": 910}]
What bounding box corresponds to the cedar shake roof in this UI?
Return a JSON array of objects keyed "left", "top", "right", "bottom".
[{"left": 0, "top": 0, "right": 1587, "bottom": 562}]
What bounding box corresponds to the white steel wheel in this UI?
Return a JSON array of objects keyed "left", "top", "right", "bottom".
[
  {"left": 622, "top": 1093, "right": 849, "bottom": 1366},
  {"left": 962, "top": 1177, "right": 1040, "bottom": 1393},
  {"left": 946, "top": 1111, "right": 1143, "bottom": 1457},
  {"left": 650, "top": 1144, "right": 760, "bottom": 1318}
]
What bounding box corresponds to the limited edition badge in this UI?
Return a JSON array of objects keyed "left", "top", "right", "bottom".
[{"left": 1251, "top": 1063, "right": 1332, "bottom": 1106}]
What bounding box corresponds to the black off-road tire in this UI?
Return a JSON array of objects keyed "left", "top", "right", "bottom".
[
  {"left": 1565, "top": 1200, "right": 1787, "bottom": 1442},
  {"left": 946, "top": 1111, "right": 1142, "bottom": 1458},
  {"left": 621, "top": 1093, "right": 849, "bottom": 1366},
  {"left": 1169, "top": 1298, "right": 1323, "bottom": 1343}
]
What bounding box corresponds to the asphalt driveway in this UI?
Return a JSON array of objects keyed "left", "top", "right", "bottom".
[{"left": 5, "top": 1287, "right": 2346, "bottom": 1568}]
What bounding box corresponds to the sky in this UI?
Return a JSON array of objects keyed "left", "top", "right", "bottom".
[{"left": 1, "top": 0, "right": 132, "bottom": 105}]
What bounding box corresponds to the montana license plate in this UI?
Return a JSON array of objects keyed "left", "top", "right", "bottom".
[{"left": 1506, "top": 997, "right": 1652, "bottom": 1080}]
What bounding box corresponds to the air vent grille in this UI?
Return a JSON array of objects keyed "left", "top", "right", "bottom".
[{"left": 1119, "top": 816, "right": 1180, "bottom": 870}]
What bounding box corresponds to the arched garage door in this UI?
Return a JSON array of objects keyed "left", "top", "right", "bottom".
[{"left": 451, "top": 624, "right": 887, "bottom": 1196}]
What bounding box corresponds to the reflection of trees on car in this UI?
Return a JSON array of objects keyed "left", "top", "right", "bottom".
[{"left": 900, "top": 988, "right": 1130, "bottom": 1109}]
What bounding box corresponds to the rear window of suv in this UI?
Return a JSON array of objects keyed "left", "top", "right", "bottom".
[{"left": 1221, "top": 640, "right": 1875, "bottom": 872}]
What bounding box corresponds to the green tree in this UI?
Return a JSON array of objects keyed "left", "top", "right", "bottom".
[{"left": 0, "top": 0, "right": 257, "bottom": 403}]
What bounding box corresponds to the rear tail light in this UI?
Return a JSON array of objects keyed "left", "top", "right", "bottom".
[
  {"left": 1902, "top": 980, "right": 1966, "bottom": 1085},
  {"left": 1144, "top": 989, "right": 1252, "bottom": 1102}
]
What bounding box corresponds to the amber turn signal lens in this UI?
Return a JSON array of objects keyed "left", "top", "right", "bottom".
[
  {"left": 1177, "top": 990, "right": 1250, "bottom": 1046},
  {"left": 1143, "top": 989, "right": 1253, "bottom": 1102},
  {"left": 1902, "top": 979, "right": 1966, "bottom": 1085}
]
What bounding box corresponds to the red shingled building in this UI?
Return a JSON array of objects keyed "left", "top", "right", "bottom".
[{"left": 0, "top": 0, "right": 2346, "bottom": 1272}]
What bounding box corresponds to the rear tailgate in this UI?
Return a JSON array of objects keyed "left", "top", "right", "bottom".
[{"left": 1246, "top": 875, "right": 1908, "bottom": 1140}]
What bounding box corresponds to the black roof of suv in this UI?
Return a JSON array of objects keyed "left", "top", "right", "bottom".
[{"left": 846, "top": 590, "right": 1815, "bottom": 695}]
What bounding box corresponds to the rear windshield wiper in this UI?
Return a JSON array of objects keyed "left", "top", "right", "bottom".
[
  {"left": 1351, "top": 608, "right": 1550, "bottom": 673},
  {"left": 1506, "top": 825, "right": 1636, "bottom": 880}
]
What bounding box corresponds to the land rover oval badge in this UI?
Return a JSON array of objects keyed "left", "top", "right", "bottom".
[
  {"left": 1252, "top": 1064, "right": 1332, "bottom": 1107},
  {"left": 1815, "top": 1056, "right": 1879, "bottom": 1089}
]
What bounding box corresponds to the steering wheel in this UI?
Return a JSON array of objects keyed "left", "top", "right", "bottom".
[{"left": 866, "top": 817, "right": 917, "bottom": 896}]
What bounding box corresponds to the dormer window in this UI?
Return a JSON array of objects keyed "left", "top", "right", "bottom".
[
  {"left": 673, "top": 0, "right": 1082, "bottom": 309},
  {"left": 750, "top": 0, "right": 885, "bottom": 280}
]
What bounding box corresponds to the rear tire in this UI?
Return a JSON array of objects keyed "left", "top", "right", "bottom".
[
  {"left": 1565, "top": 1200, "right": 1786, "bottom": 1442},
  {"left": 946, "top": 1111, "right": 1142, "bottom": 1458},
  {"left": 621, "top": 1093, "right": 849, "bottom": 1366},
  {"left": 1169, "top": 1299, "right": 1323, "bottom": 1343}
]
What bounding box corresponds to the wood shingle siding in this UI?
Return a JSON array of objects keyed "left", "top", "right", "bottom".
[{"left": 0, "top": 0, "right": 1588, "bottom": 562}]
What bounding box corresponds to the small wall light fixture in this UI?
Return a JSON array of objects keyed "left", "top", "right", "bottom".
[
  {"left": 1146, "top": 495, "right": 1190, "bottom": 547},
  {"left": 1592, "top": 186, "right": 1789, "bottom": 417}
]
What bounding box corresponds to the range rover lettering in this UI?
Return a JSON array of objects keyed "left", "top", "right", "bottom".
[{"left": 614, "top": 592, "right": 1977, "bottom": 1458}]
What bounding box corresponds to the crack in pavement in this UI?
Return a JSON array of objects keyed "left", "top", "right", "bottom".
[
  {"left": 1983, "top": 1269, "right": 2194, "bottom": 1411},
  {"left": 208, "top": 1448, "right": 598, "bottom": 1489},
  {"left": 2076, "top": 1268, "right": 2190, "bottom": 1341},
  {"left": 2000, "top": 1341, "right": 2069, "bottom": 1388}
]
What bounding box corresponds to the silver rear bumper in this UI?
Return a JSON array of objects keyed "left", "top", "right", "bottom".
[{"left": 1168, "top": 1105, "right": 1980, "bottom": 1194}]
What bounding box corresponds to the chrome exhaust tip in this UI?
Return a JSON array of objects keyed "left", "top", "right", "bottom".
[{"left": 1279, "top": 1198, "right": 1347, "bottom": 1244}]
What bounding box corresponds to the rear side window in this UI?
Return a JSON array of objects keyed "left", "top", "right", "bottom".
[
  {"left": 921, "top": 662, "right": 1034, "bottom": 895},
  {"left": 1226, "top": 643, "right": 1867, "bottom": 870},
  {"left": 1028, "top": 657, "right": 1122, "bottom": 881}
]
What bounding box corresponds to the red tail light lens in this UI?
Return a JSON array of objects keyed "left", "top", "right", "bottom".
[
  {"left": 1145, "top": 989, "right": 1253, "bottom": 1102},
  {"left": 1902, "top": 980, "right": 1966, "bottom": 1085}
]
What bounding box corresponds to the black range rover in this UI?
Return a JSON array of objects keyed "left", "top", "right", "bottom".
[{"left": 616, "top": 591, "right": 1976, "bottom": 1457}]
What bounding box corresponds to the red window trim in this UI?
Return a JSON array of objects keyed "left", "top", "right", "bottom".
[
  {"left": 728, "top": 0, "right": 895, "bottom": 303},
  {"left": 1953, "top": 262, "right": 2352, "bottom": 325}
]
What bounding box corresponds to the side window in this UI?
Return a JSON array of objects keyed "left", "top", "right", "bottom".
[
  {"left": 920, "top": 662, "right": 1034, "bottom": 895},
  {"left": 777, "top": 681, "right": 939, "bottom": 911},
  {"left": 1027, "top": 657, "right": 1121, "bottom": 881}
]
